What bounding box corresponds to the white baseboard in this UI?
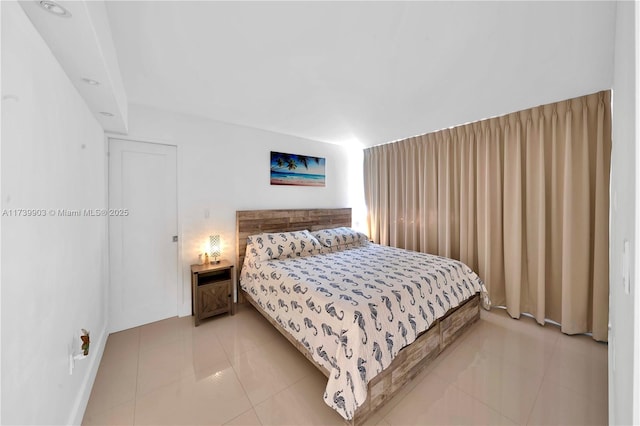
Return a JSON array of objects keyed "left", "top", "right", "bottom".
[{"left": 67, "top": 325, "right": 108, "bottom": 425}]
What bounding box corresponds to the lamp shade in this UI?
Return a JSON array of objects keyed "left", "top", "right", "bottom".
[{"left": 209, "top": 235, "right": 221, "bottom": 261}]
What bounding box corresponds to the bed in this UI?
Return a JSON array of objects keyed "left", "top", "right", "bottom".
[{"left": 236, "top": 208, "right": 488, "bottom": 425}]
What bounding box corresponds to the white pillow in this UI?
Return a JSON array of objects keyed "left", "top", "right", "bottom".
[
  {"left": 248, "top": 230, "right": 321, "bottom": 261},
  {"left": 312, "top": 227, "right": 369, "bottom": 248}
]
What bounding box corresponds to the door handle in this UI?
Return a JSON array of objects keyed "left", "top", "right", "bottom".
[{"left": 172, "top": 236, "right": 178, "bottom": 242}]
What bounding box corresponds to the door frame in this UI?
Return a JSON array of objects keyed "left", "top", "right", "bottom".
[{"left": 105, "top": 133, "right": 184, "bottom": 330}]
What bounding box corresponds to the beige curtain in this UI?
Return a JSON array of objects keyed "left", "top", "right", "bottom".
[{"left": 364, "top": 91, "right": 611, "bottom": 342}]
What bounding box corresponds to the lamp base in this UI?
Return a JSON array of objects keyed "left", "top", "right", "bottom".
[{"left": 210, "top": 259, "right": 220, "bottom": 265}]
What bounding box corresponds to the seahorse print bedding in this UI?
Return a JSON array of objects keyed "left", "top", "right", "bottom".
[{"left": 240, "top": 236, "right": 488, "bottom": 420}]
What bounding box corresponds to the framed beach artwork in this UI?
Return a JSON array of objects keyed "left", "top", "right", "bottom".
[{"left": 270, "top": 151, "right": 326, "bottom": 187}]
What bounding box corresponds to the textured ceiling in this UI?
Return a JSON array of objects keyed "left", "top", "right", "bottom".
[{"left": 105, "top": 1, "right": 616, "bottom": 147}]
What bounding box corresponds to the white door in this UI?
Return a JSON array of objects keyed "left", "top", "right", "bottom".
[{"left": 109, "top": 138, "right": 178, "bottom": 332}]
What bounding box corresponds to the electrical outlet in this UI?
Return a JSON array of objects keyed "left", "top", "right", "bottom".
[{"left": 69, "top": 330, "right": 89, "bottom": 374}]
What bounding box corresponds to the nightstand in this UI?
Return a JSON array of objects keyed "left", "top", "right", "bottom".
[{"left": 191, "top": 260, "right": 235, "bottom": 326}]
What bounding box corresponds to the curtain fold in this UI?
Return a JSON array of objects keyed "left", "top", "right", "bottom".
[{"left": 363, "top": 91, "right": 611, "bottom": 341}]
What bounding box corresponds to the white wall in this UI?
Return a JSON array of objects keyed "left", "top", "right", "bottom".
[
  {"left": 609, "top": 1, "right": 638, "bottom": 425},
  {"left": 0, "top": 0, "right": 4, "bottom": 419},
  {"left": 1, "top": 2, "right": 109, "bottom": 424},
  {"left": 124, "top": 104, "right": 360, "bottom": 317}
]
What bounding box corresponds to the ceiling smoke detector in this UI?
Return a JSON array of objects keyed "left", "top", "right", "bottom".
[{"left": 38, "top": 1, "right": 72, "bottom": 18}]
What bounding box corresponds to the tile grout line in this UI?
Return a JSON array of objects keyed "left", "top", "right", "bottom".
[
  {"left": 222, "top": 406, "right": 264, "bottom": 426},
  {"left": 435, "top": 348, "right": 516, "bottom": 424},
  {"left": 543, "top": 334, "right": 609, "bottom": 405},
  {"left": 434, "top": 315, "right": 548, "bottom": 425},
  {"left": 523, "top": 330, "right": 559, "bottom": 426},
  {"left": 221, "top": 325, "right": 264, "bottom": 424}
]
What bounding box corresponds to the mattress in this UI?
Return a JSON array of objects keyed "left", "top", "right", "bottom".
[{"left": 240, "top": 237, "right": 488, "bottom": 420}]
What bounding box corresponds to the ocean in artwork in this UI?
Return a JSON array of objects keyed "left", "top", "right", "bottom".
[{"left": 270, "top": 152, "right": 326, "bottom": 187}]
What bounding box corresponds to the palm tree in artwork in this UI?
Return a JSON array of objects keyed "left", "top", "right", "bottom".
[
  {"left": 286, "top": 158, "right": 297, "bottom": 170},
  {"left": 272, "top": 153, "right": 321, "bottom": 171}
]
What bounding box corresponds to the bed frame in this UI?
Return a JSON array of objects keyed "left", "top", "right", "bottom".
[{"left": 236, "top": 208, "right": 480, "bottom": 425}]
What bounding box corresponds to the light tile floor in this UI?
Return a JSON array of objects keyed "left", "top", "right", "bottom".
[{"left": 82, "top": 305, "right": 608, "bottom": 425}]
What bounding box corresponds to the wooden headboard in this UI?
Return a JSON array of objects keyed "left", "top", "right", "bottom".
[{"left": 236, "top": 208, "right": 352, "bottom": 277}]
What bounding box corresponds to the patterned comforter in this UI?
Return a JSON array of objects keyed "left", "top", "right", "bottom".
[{"left": 240, "top": 239, "right": 488, "bottom": 420}]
